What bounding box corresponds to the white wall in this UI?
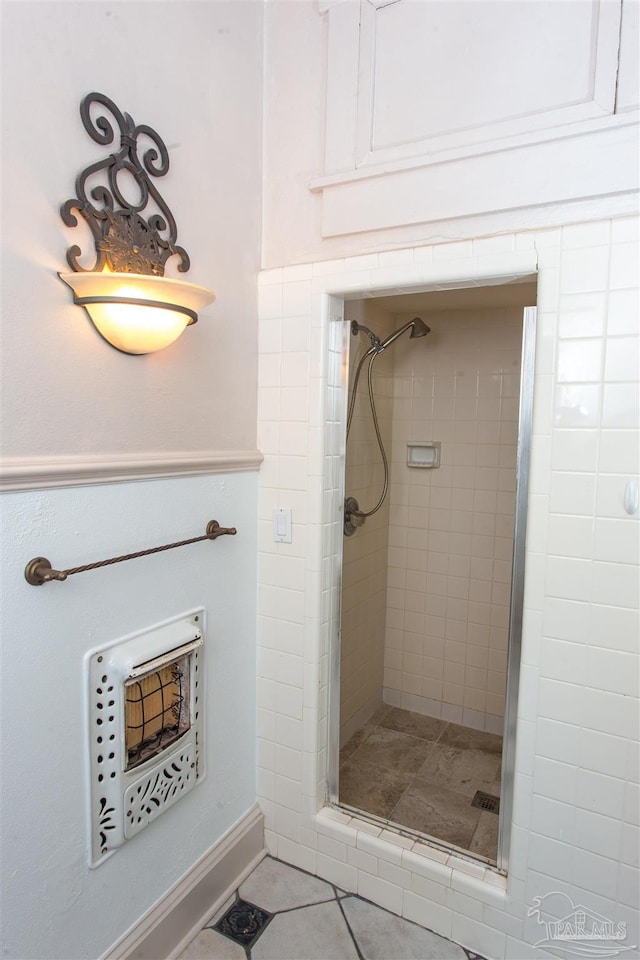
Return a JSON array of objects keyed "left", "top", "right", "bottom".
[{"left": 0, "top": 3, "right": 263, "bottom": 958}]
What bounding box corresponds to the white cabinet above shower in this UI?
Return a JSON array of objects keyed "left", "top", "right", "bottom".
[{"left": 311, "top": 0, "right": 640, "bottom": 237}]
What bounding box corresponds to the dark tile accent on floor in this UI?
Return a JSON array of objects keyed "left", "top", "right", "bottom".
[
  {"left": 182, "top": 857, "right": 489, "bottom": 960},
  {"left": 214, "top": 898, "right": 273, "bottom": 948}
]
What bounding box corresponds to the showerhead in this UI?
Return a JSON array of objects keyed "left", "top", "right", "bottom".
[
  {"left": 409, "top": 317, "right": 430, "bottom": 338},
  {"left": 379, "top": 317, "right": 431, "bottom": 350},
  {"left": 351, "top": 316, "right": 431, "bottom": 353}
]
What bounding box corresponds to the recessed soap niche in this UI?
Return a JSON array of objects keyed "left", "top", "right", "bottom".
[
  {"left": 407, "top": 441, "right": 441, "bottom": 468},
  {"left": 86, "top": 610, "right": 205, "bottom": 866}
]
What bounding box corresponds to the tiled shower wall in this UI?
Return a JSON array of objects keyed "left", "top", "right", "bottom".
[
  {"left": 383, "top": 307, "right": 527, "bottom": 734},
  {"left": 257, "top": 222, "right": 639, "bottom": 959},
  {"left": 340, "top": 301, "right": 395, "bottom": 745}
]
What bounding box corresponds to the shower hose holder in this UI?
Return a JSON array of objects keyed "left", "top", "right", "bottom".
[{"left": 344, "top": 497, "right": 366, "bottom": 537}]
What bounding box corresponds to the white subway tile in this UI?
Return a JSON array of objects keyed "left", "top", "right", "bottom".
[
  {"left": 572, "top": 847, "right": 620, "bottom": 901},
  {"left": 317, "top": 834, "right": 347, "bottom": 862},
  {"left": 544, "top": 556, "right": 593, "bottom": 602},
  {"left": 598, "top": 430, "right": 640, "bottom": 474},
  {"left": 590, "top": 560, "right": 639, "bottom": 608},
  {"left": 378, "top": 858, "right": 412, "bottom": 889},
  {"left": 535, "top": 717, "right": 581, "bottom": 763},
  {"left": 605, "top": 336, "right": 640, "bottom": 382},
  {"left": 578, "top": 727, "right": 632, "bottom": 780},
  {"left": 609, "top": 242, "right": 640, "bottom": 289},
  {"left": 410, "top": 871, "right": 448, "bottom": 905},
  {"left": 315, "top": 815, "right": 357, "bottom": 847},
  {"left": 575, "top": 807, "right": 623, "bottom": 860},
  {"left": 452, "top": 914, "right": 507, "bottom": 960},
  {"left": 557, "top": 339, "right": 603, "bottom": 383},
  {"left": 275, "top": 774, "right": 302, "bottom": 812},
  {"left": 379, "top": 829, "right": 414, "bottom": 850},
  {"left": 315, "top": 853, "right": 357, "bottom": 892},
  {"left": 402, "top": 891, "right": 453, "bottom": 939},
  {"left": 546, "top": 514, "right": 594, "bottom": 560},
  {"left": 542, "top": 596, "right": 590, "bottom": 643},
  {"left": 595, "top": 474, "right": 637, "bottom": 520},
  {"left": 562, "top": 221, "right": 611, "bottom": 248},
  {"left": 402, "top": 849, "right": 453, "bottom": 885},
  {"left": 553, "top": 383, "right": 602, "bottom": 428},
  {"left": 602, "top": 383, "right": 640, "bottom": 428},
  {"left": 548, "top": 473, "right": 596, "bottom": 517},
  {"left": 356, "top": 831, "right": 403, "bottom": 865},
  {"left": 281, "top": 281, "right": 312, "bottom": 317},
  {"left": 576, "top": 768, "right": 626, "bottom": 820},
  {"left": 532, "top": 755, "right": 577, "bottom": 804},
  {"left": 585, "top": 646, "right": 639, "bottom": 697},
  {"left": 560, "top": 247, "right": 610, "bottom": 293},
  {"left": 611, "top": 217, "right": 640, "bottom": 243},
  {"left": 347, "top": 844, "right": 379, "bottom": 874},
  {"left": 530, "top": 795, "right": 575, "bottom": 844},
  {"left": 551, "top": 429, "right": 599, "bottom": 472},
  {"left": 607, "top": 288, "right": 640, "bottom": 336},
  {"left": 357, "top": 871, "right": 404, "bottom": 914}
]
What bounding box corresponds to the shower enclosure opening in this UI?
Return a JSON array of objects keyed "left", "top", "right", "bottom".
[{"left": 329, "top": 279, "right": 537, "bottom": 872}]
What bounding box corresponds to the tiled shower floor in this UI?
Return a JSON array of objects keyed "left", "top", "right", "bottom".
[
  {"left": 178, "top": 856, "right": 487, "bottom": 959},
  {"left": 339, "top": 706, "right": 502, "bottom": 862}
]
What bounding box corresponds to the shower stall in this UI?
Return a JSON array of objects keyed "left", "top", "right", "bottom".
[{"left": 330, "top": 281, "right": 537, "bottom": 868}]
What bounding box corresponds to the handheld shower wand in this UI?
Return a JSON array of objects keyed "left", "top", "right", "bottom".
[{"left": 345, "top": 317, "right": 431, "bottom": 535}]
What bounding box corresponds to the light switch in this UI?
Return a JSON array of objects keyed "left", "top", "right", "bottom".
[{"left": 273, "top": 507, "right": 293, "bottom": 543}]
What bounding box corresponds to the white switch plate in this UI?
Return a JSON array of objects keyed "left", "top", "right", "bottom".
[{"left": 273, "top": 506, "right": 292, "bottom": 543}]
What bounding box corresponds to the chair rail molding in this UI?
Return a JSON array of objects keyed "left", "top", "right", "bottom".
[{"left": 0, "top": 450, "right": 264, "bottom": 492}]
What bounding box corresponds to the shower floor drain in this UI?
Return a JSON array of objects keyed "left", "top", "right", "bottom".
[
  {"left": 214, "top": 899, "right": 273, "bottom": 947},
  {"left": 471, "top": 790, "right": 500, "bottom": 814}
]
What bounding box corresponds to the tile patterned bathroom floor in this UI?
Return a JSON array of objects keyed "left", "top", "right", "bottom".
[
  {"left": 177, "top": 856, "right": 488, "bottom": 960},
  {"left": 339, "top": 707, "right": 502, "bottom": 861}
]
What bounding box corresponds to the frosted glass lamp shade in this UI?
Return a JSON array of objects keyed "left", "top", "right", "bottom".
[{"left": 59, "top": 272, "right": 215, "bottom": 355}]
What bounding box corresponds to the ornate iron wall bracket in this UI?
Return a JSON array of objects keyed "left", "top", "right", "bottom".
[{"left": 61, "top": 92, "right": 190, "bottom": 277}]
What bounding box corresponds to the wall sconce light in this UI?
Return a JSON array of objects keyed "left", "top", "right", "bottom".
[{"left": 59, "top": 92, "right": 214, "bottom": 354}]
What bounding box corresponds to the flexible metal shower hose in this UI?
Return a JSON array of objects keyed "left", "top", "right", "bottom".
[{"left": 346, "top": 347, "right": 389, "bottom": 519}]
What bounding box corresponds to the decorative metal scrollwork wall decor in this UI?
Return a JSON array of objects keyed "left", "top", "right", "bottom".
[
  {"left": 61, "top": 92, "right": 189, "bottom": 278},
  {"left": 59, "top": 92, "right": 214, "bottom": 355}
]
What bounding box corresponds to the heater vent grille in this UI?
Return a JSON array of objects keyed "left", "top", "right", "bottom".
[
  {"left": 124, "top": 744, "right": 195, "bottom": 838},
  {"left": 87, "top": 612, "right": 204, "bottom": 866}
]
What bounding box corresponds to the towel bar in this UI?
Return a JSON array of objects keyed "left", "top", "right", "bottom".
[{"left": 24, "top": 520, "right": 237, "bottom": 586}]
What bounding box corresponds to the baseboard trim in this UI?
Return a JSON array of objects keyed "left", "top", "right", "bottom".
[
  {"left": 104, "top": 803, "right": 266, "bottom": 960},
  {"left": 0, "top": 451, "right": 264, "bottom": 493}
]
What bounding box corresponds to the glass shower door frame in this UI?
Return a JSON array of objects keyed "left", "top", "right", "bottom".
[{"left": 327, "top": 297, "right": 537, "bottom": 876}]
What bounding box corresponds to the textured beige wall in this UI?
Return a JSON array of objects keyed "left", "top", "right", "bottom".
[
  {"left": 340, "top": 301, "right": 394, "bottom": 744},
  {"left": 383, "top": 306, "right": 526, "bottom": 733}
]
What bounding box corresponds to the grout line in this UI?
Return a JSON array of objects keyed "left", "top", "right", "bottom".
[
  {"left": 264, "top": 896, "right": 339, "bottom": 917},
  {"left": 336, "top": 895, "right": 366, "bottom": 960}
]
